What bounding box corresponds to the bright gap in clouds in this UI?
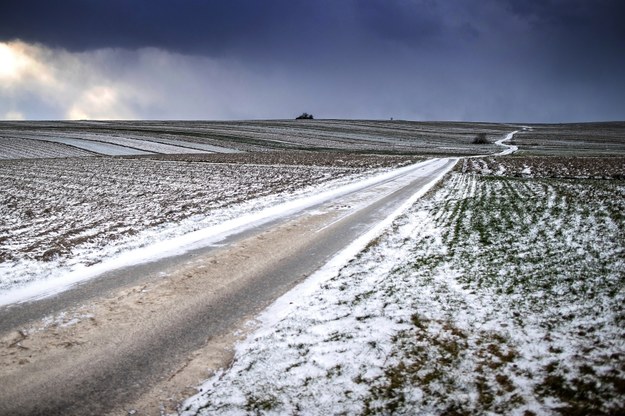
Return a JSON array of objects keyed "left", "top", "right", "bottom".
[
  {"left": 0, "top": 43, "right": 19, "bottom": 79},
  {"left": 0, "top": 40, "right": 298, "bottom": 121},
  {"left": 0, "top": 41, "right": 55, "bottom": 86},
  {"left": 0, "top": 41, "right": 141, "bottom": 120},
  {"left": 0, "top": 42, "right": 177, "bottom": 120}
]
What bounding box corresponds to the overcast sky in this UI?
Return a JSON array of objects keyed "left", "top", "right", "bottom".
[{"left": 1, "top": 0, "right": 624, "bottom": 122}]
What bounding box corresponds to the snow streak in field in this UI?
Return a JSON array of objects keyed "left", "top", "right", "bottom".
[
  {"left": 0, "top": 158, "right": 385, "bottom": 298},
  {"left": 182, "top": 171, "right": 625, "bottom": 415},
  {"left": 0, "top": 137, "right": 95, "bottom": 159},
  {"left": 0, "top": 131, "right": 240, "bottom": 159}
]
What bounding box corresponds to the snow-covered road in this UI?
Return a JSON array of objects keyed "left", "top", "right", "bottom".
[
  {"left": 0, "top": 158, "right": 450, "bottom": 307},
  {"left": 468, "top": 130, "right": 519, "bottom": 158},
  {"left": 0, "top": 157, "right": 458, "bottom": 416},
  {"left": 494, "top": 130, "right": 519, "bottom": 155}
]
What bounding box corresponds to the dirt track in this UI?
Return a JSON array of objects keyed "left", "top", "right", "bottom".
[{"left": 0, "top": 158, "right": 456, "bottom": 415}]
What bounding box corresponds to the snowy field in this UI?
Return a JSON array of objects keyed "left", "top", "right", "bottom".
[
  {"left": 180, "top": 158, "right": 625, "bottom": 415},
  {"left": 0, "top": 155, "right": 416, "bottom": 300},
  {"left": 462, "top": 156, "right": 625, "bottom": 179},
  {"left": 0, "top": 120, "right": 513, "bottom": 157},
  {"left": 512, "top": 122, "right": 625, "bottom": 156},
  {"left": 2, "top": 120, "right": 623, "bottom": 159},
  {"left": 1, "top": 121, "right": 624, "bottom": 414},
  {"left": 0, "top": 131, "right": 239, "bottom": 158}
]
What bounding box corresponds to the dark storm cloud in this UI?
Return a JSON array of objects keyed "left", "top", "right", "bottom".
[
  {"left": 502, "top": 0, "right": 625, "bottom": 55},
  {"left": 3, "top": 0, "right": 623, "bottom": 68},
  {"left": 0, "top": 0, "right": 345, "bottom": 56},
  {"left": 1, "top": 0, "right": 624, "bottom": 122}
]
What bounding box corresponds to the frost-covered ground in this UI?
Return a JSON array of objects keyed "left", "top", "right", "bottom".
[
  {"left": 462, "top": 156, "right": 625, "bottom": 179},
  {"left": 181, "top": 160, "right": 625, "bottom": 415},
  {"left": 0, "top": 137, "right": 96, "bottom": 159},
  {"left": 0, "top": 156, "right": 411, "bottom": 298},
  {"left": 512, "top": 122, "right": 625, "bottom": 156},
  {"left": 0, "top": 120, "right": 514, "bottom": 157},
  {"left": 3, "top": 120, "right": 623, "bottom": 159},
  {"left": 1, "top": 131, "right": 239, "bottom": 158}
]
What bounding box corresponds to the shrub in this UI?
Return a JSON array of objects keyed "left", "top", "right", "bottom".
[{"left": 473, "top": 133, "right": 490, "bottom": 144}]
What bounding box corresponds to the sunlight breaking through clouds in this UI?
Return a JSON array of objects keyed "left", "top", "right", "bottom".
[
  {"left": 0, "top": 41, "right": 139, "bottom": 120},
  {"left": 3, "top": 110, "right": 24, "bottom": 120},
  {"left": 0, "top": 43, "right": 20, "bottom": 79},
  {"left": 0, "top": 40, "right": 289, "bottom": 121},
  {"left": 66, "top": 86, "right": 131, "bottom": 120},
  {"left": 0, "top": 41, "right": 55, "bottom": 86}
]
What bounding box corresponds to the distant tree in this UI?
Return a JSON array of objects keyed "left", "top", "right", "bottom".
[
  {"left": 472, "top": 133, "right": 490, "bottom": 144},
  {"left": 296, "top": 113, "right": 314, "bottom": 120}
]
